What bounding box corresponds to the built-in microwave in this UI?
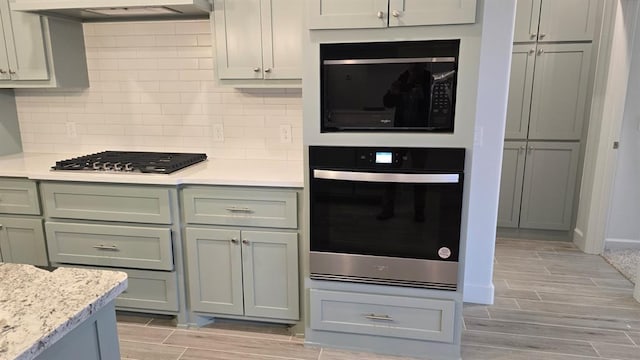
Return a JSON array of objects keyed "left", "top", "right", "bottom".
[{"left": 321, "top": 40, "right": 460, "bottom": 133}]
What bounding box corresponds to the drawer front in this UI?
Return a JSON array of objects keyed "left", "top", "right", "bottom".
[
  {"left": 46, "top": 222, "right": 174, "bottom": 271},
  {"left": 183, "top": 187, "right": 297, "bottom": 228},
  {"left": 68, "top": 265, "right": 179, "bottom": 312},
  {"left": 117, "top": 268, "right": 179, "bottom": 312},
  {"left": 0, "top": 178, "right": 40, "bottom": 215},
  {"left": 310, "top": 289, "right": 455, "bottom": 342},
  {"left": 41, "top": 183, "right": 172, "bottom": 224}
]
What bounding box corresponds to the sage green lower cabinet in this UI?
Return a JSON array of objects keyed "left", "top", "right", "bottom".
[
  {"left": 310, "top": 289, "right": 454, "bottom": 342},
  {"left": 41, "top": 182, "right": 188, "bottom": 324},
  {"left": 0, "top": 217, "right": 47, "bottom": 266},
  {"left": 186, "top": 227, "right": 299, "bottom": 321},
  {"left": 498, "top": 141, "right": 580, "bottom": 230}
]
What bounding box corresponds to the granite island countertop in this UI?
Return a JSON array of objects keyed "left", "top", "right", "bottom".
[
  {"left": 0, "top": 264, "right": 127, "bottom": 360},
  {"left": 0, "top": 152, "right": 303, "bottom": 187}
]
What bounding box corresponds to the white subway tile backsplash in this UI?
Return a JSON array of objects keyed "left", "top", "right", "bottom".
[
  {"left": 175, "top": 21, "right": 211, "bottom": 34},
  {"left": 15, "top": 20, "right": 302, "bottom": 161}
]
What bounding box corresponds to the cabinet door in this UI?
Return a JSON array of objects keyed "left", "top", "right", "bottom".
[
  {"left": 0, "top": 0, "right": 48, "bottom": 81},
  {"left": 213, "top": 0, "right": 264, "bottom": 79},
  {"left": 505, "top": 45, "right": 536, "bottom": 139},
  {"left": 261, "top": 0, "right": 302, "bottom": 79},
  {"left": 538, "top": 0, "right": 598, "bottom": 42},
  {"left": 185, "top": 227, "right": 244, "bottom": 315},
  {"left": 519, "top": 142, "right": 580, "bottom": 230},
  {"left": 528, "top": 43, "right": 591, "bottom": 140},
  {"left": 0, "top": 217, "right": 48, "bottom": 266},
  {"left": 388, "top": 0, "right": 476, "bottom": 27},
  {"left": 241, "top": 230, "right": 299, "bottom": 320},
  {"left": 0, "top": 12, "right": 9, "bottom": 80},
  {"left": 513, "top": 0, "right": 541, "bottom": 42},
  {"left": 307, "top": 0, "right": 389, "bottom": 29},
  {"left": 497, "top": 141, "right": 527, "bottom": 228}
]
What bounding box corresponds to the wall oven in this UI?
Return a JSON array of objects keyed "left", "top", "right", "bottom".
[
  {"left": 309, "top": 146, "right": 465, "bottom": 290},
  {"left": 321, "top": 40, "right": 459, "bottom": 133}
]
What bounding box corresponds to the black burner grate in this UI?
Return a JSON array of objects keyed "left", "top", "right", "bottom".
[{"left": 52, "top": 151, "right": 208, "bottom": 174}]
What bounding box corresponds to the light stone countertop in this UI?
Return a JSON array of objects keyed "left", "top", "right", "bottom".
[
  {"left": 0, "top": 263, "right": 127, "bottom": 360},
  {"left": 0, "top": 152, "right": 303, "bottom": 187}
]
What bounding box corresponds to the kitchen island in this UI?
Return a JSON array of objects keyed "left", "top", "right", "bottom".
[{"left": 0, "top": 263, "right": 127, "bottom": 360}]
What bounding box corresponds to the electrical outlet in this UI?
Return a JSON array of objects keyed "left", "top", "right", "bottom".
[
  {"left": 213, "top": 124, "right": 224, "bottom": 142},
  {"left": 65, "top": 122, "right": 77, "bottom": 138},
  {"left": 279, "top": 124, "right": 292, "bottom": 143}
]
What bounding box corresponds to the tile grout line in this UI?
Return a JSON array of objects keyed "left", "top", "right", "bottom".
[
  {"left": 161, "top": 329, "right": 177, "bottom": 344},
  {"left": 176, "top": 347, "right": 189, "bottom": 360},
  {"left": 623, "top": 332, "right": 638, "bottom": 346},
  {"left": 588, "top": 341, "right": 604, "bottom": 358}
]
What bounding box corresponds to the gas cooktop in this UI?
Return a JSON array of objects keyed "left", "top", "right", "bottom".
[{"left": 52, "top": 151, "right": 207, "bottom": 174}]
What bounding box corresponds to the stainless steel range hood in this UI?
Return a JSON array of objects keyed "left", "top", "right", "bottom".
[{"left": 10, "top": 0, "right": 212, "bottom": 22}]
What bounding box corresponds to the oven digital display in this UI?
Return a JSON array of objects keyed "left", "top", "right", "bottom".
[{"left": 375, "top": 151, "right": 393, "bottom": 164}]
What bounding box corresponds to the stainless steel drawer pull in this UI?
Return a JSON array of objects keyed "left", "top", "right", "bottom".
[
  {"left": 225, "top": 206, "right": 254, "bottom": 213},
  {"left": 93, "top": 244, "right": 119, "bottom": 251},
  {"left": 364, "top": 313, "right": 393, "bottom": 321}
]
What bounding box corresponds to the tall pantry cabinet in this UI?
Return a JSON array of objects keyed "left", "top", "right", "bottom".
[{"left": 498, "top": 0, "right": 600, "bottom": 231}]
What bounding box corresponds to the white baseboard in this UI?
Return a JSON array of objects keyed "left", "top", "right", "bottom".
[
  {"left": 463, "top": 282, "right": 495, "bottom": 305},
  {"left": 605, "top": 238, "right": 640, "bottom": 250}
]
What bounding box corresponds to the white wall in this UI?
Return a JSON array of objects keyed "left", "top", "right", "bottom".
[
  {"left": 606, "top": 2, "right": 640, "bottom": 249},
  {"left": 463, "top": 0, "right": 515, "bottom": 304},
  {"left": 14, "top": 20, "right": 302, "bottom": 161},
  {"left": 575, "top": 0, "right": 639, "bottom": 253}
]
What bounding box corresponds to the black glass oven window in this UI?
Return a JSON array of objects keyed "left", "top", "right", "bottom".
[
  {"left": 320, "top": 40, "right": 460, "bottom": 133},
  {"left": 310, "top": 178, "right": 463, "bottom": 261}
]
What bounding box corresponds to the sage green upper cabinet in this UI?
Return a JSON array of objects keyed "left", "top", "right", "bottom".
[
  {"left": 528, "top": 43, "right": 591, "bottom": 140},
  {"left": 308, "top": 0, "right": 476, "bottom": 29},
  {"left": 213, "top": 0, "right": 302, "bottom": 82},
  {"left": 0, "top": 0, "right": 88, "bottom": 88},
  {"left": 0, "top": 0, "right": 47, "bottom": 81},
  {"left": 513, "top": 0, "right": 599, "bottom": 42}
]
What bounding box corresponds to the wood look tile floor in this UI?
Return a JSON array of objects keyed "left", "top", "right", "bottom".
[{"left": 116, "top": 238, "right": 640, "bottom": 359}]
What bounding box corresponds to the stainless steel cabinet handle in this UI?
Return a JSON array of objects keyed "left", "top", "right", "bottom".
[
  {"left": 8, "top": 69, "right": 15, "bottom": 75},
  {"left": 313, "top": 169, "right": 460, "bottom": 184},
  {"left": 364, "top": 313, "right": 393, "bottom": 321},
  {"left": 539, "top": 33, "right": 546, "bottom": 39},
  {"left": 0, "top": 69, "right": 6, "bottom": 74},
  {"left": 528, "top": 49, "right": 535, "bottom": 55},
  {"left": 391, "top": 10, "right": 400, "bottom": 17},
  {"left": 253, "top": 67, "right": 261, "bottom": 72},
  {"left": 231, "top": 238, "right": 239, "bottom": 244},
  {"left": 530, "top": 33, "right": 537, "bottom": 39},
  {"left": 377, "top": 11, "right": 384, "bottom": 19},
  {"left": 242, "top": 239, "right": 250, "bottom": 245},
  {"left": 519, "top": 145, "right": 526, "bottom": 153},
  {"left": 93, "top": 244, "right": 119, "bottom": 251},
  {"left": 225, "top": 206, "right": 254, "bottom": 213},
  {"left": 528, "top": 145, "right": 534, "bottom": 154},
  {"left": 537, "top": 48, "right": 544, "bottom": 55},
  {"left": 264, "top": 68, "right": 272, "bottom": 73}
]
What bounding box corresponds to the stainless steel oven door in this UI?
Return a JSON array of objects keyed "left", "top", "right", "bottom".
[{"left": 309, "top": 169, "right": 463, "bottom": 289}]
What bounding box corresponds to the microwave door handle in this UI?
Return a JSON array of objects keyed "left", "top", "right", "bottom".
[{"left": 313, "top": 169, "right": 460, "bottom": 184}]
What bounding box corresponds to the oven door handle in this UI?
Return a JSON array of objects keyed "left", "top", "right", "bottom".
[{"left": 313, "top": 169, "right": 460, "bottom": 184}]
